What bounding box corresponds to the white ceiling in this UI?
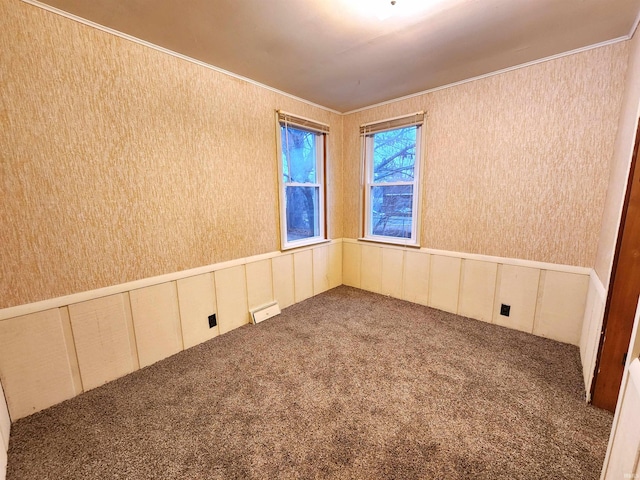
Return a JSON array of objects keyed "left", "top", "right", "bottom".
[{"left": 28, "top": 0, "right": 640, "bottom": 112}]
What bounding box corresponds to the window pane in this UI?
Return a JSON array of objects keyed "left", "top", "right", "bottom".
[
  {"left": 372, "top": 126, "right": 416, "bottom": 182},
  {"left": 286, "top": 186, "right": 320, "bottom": 242},
  {"left": 281, "top": 126, "right": 317, "bottom": 183},
  {"left": 371, "top": 185, "right": 413, "bottom": 238}
]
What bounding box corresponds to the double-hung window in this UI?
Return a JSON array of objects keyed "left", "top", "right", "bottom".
[
  {"left": 277, "top": 111, "right": 328, "bottom": 250},
  {"left": 361, "top": 112, "right": 424, "bottom": 246}
]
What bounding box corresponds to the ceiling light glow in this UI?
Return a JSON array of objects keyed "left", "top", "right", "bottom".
[{"left": 347, "top": 0, "right": 434, "bottom": 21}]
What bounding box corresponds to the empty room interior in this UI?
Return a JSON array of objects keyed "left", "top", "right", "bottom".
[{"left": 3, "top": 0, "right": 640, "bottom": 478}]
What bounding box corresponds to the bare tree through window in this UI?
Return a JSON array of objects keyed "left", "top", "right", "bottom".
[
  {"left": 281, "top": 126, "right": 321, "bottom": 242},
  {"left": 369, "top": 126, "right": 416, "bottom": 238}
]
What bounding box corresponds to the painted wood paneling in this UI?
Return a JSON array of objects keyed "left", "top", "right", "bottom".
[
  {"left": 580, "top": 280, "right": 598, "bottom": 367},
  {"left": 580, "top": 274, "right": 607, "bottom": 395},
  {"left": 313, "top": 246, "right": 330, "bottom": 295},
  {"left": 0, "top": 439, "right": 6, "bottom": 480},
  {"left": 328, "top": 242, "right": 343, "bottom": 289},
  {"left": 272, "top": 254, "right": 295, "bottom": 309},
  {"left": 0, "top": 309, "right": 76, "bottom": 420},
  {"left": 429, "top": 255, "right": 461, "bottom": 313},
  {"left": 381, "top": 248, "right": 404, "bottom": 299},
  {"left": 59, "top": 306, "right": 83, "bottom": 395},
  {"left": 342, "top": 242, "right": 361, "bottom": 288},
  {"left": 129, "top": 283, "right": 183, "bottom": 369},
  {"left": 176, "top": 274, "right": 218, "bottom": 350},
  {"left": 122, "top": 292, "right": 140, "bottom": 371},
  {"left": 0, "top": 236, "right": 598, "bottom": 427},
  {"left": 246, "top": 259, "right": 274, "bottom": 310},
  {"left": 0, "top": 380, "right": 9, "bottom": 451},
  {"left": 459, "top": 260, "right": 498, "bottom": 323},
  {"left": 215, "top": 266, "right": 250, "bottom": 334},
  {"left": 493, "top": 265, "right": 541, "bottom": 333},
  {"left": 604, "top": 359, "right": 640, "bottom": 480},
  {"left": 68, "top": 294, "right": 136, "bottom": 391},
  {"left": 294, "top": 250, "right": 314, "bottom": 303},
  {"left": 402, "top": 251, "right": 430, "bottom": 306},
  {"left": 534, "top": 271, "right": 589, "bottom": 345},
  {"left": 360, "top": 244, "right": 383, "bottom": 294}
]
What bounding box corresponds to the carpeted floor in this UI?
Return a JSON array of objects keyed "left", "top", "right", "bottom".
[{"left": 6, "top": 286, "right": 612, "bottom": 479}]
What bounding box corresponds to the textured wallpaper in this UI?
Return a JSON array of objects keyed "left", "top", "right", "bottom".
[
  {"left": 343, "top": 42, "right": 628, "bottom": 267},
  {"left": 0, "top": 0, "right": 629, "bottom": 309},
  {"left": 594, "top": 31, "right": 640, "bottom": 286},
  {"left": 0, "top": 0, "right": 342, "bottom": 308}
]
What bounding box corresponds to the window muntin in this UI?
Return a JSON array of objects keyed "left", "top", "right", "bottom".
[
  {"left": 277, "top": 113, "right": 328, "bottom": 249},
  {"left": 362, "top": 115, "right": 423, "bottom": 245}
]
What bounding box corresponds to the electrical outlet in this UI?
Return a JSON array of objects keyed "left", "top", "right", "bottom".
[
  {"left": 500, "top": 304, "right": 511, "bottom": 317},
  {"left": 208, "top": 313, "right": 217, "bottom": 328}
]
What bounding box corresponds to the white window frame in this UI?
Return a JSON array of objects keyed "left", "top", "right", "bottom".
[
  {"left": 360, "top": 112, "right": 424, "bottom": 247},
  {"left": 276, "top": 111, "right": 329, "bottom": 250}
]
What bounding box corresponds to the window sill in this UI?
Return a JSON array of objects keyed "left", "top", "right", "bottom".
[
  {"left": 281, "top": 238, "right": 331, "bottom": 252},
  {"left": 357, "top": 237, "right": 421, "bottom": 248}
]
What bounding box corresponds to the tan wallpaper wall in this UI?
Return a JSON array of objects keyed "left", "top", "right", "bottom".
[
  {"left": 343, "top": 43, "right": 628, "bottom": 267},
  {"left": 594, "top": 30, "right": 640, "bottom": 287},
  {"left": 0, "top": 0, "right": 342, "bottom": 309}
]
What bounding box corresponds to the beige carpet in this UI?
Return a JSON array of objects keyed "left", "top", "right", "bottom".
[{"left": 6, "top": 286, "right": 612, "bottom": 479}]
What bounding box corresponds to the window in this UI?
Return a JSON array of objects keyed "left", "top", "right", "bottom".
[
  {"left": 361, "top": 113, "right": 424, "bottom": 245},
  {"left": 277, "top": 111, "right": 328, "bottom": 250}
]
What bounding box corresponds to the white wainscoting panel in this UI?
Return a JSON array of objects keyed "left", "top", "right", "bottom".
[
  {"left": 429, "top": 255, "right": 462, "bottom": 314},
  {"left": 381, "top": 248, "right": 404, "bottom": 299},
  {"left": 177, "top": 274, "right": 218, "bottom": 350},
  {"left": 0, "top": 309, "right": 76, "bottom": 420},
  {"left": 68, "top": 294, "right": 136, "bottom": 391},
  {"left": 603, "top": 359, "right": 640, "bottom": 480},
  {"left": 0, "top": 238, "right": 592, "bottom": 431},
  {"left": 59, "top": 307, "right": 83, "bottom": 396},
  {"left": 360, "top": 244, "right": 383, "bottom": 294},
  {"left": 122, "top": 293, "right": 140, "bottom": 372},
  {"left": 272, "top": 254, "right": 295, "bottom": 309},
  {"left": 294, "top": 250, "right": 314, "bottom": 303},
  {"left": 246, "top": 259, "right": 274, "bottom": 310},
  {"left": 580, "top": 280, "right": 598, "bottom": 369},
  {"left": 534, "top": 271, "right": 589, "bottom": 346},
  {"left": 343, "top": 242, "right": 589, "bottom": 350},
  {"left": 579, "top": 272, "right": 607, "bottom": 397},
  {"left": 493, "top": 265, "right": 541, "bottom": 333},
  {"left": 0, "top": 438, "right": 6, "bottom": 480},
  {"left": 0, "top": 243, "right": 342, "bottom": 427},
  {"left": 458, "top": 259, "right": 498, "bottom": 323},
  {"left": 342, "top": 241, "right": 361, "bottom": 288},
  {"left": 129, "top": 283, "right": 183, "bottom": 369},
  {"left": 313, "top": 246, "right": 330, "bottom": 295},
  {"left": 215, "top": 266, "right": 250, "bottom": 335},
  {"left": 0, "top": 380, "right": 9, "bottom": 451},
  {"left": 402, "top": 250, "right": 430, "bottom": 306},
  {"left": 328, "top": 242, "right": 343, "bottom": 289}
]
